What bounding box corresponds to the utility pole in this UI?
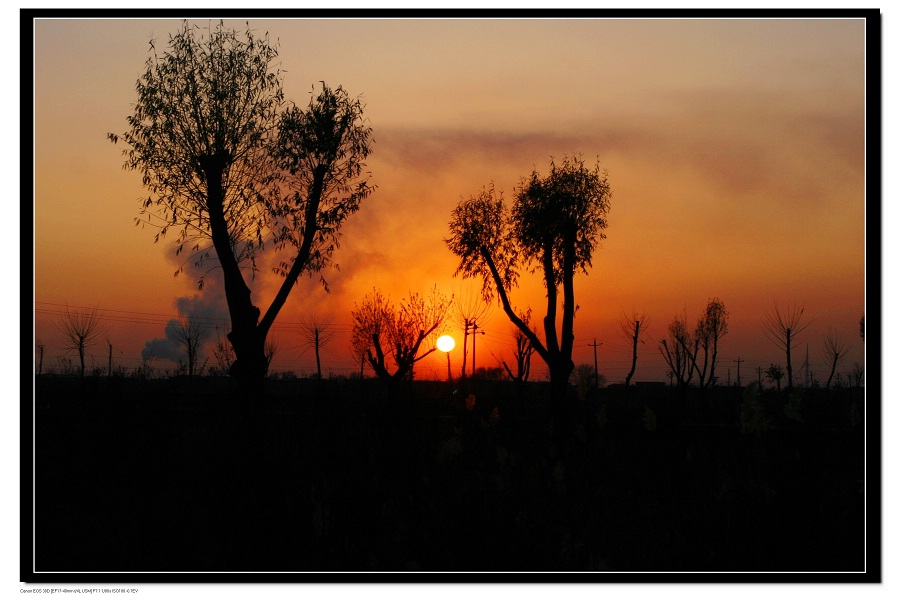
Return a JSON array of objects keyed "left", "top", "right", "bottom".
[
  {"left": 733, "top": 357, "right": 744, "bottom": 387},
  {"left": 471, "top": 320, "right": 484, "bottom": 378},
  {"left": 108, "top": 341, "right": 113, "bottom": 377},
  {"left": 757, "top": 366, "right": 763, "bottom": 388},
  {"left": 588, "top": 338, "right": 602, "bottom": 388}
]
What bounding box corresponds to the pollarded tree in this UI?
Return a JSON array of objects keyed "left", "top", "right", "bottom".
[
  {"left": 762, "top": 302, "right": 810, "bottom": 390},
  {"left": 620, "top": 311, "right": 649, "bottom": 386},
  {"left": 446, "top": 156, "right": 612, "bottom": 403},
  {"left": 171, "top": 316, "right": 209, "bottom": 379},
  {"left": 109, "top": 21, "right": 372, "bottom": 390},
  {"left": 659, "top": 315, "right": 694, "bottom": 388},
  {"left": 821, "top": 330, "right": 849, "bottom": 390},
  {"left": 693, "top": 298, "right": 729, "bottom": 387},
  {"left": 298, "top": 320, "right": 336, "bottom": 379},
  {"left": 56, "top": 305, "right": 104, "bottom": 379},
  {"left": 350, "top": 287, "right": 452, "bottom": 396}
]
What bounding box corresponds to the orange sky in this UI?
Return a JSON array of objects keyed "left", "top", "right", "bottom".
[{"left": 31, "top": 16, "right": 868, "bottom": 383}]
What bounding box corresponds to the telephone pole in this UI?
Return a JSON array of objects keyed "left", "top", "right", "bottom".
[
  {"left": 589, "top": 338, "right": 602, "bottom": 388},
  {"left": 471, "top": 320, "right": 484, "bottom": 378},
  {"left": 757, "top": 366, "right": 763, "bottom": 388},
  {"left": 733, "top": 357, "right": 744, "bottom": 387}
]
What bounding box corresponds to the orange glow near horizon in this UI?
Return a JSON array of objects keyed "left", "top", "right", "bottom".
[{"left": 32, "top": 17, "right": 868, "bottom": 385}]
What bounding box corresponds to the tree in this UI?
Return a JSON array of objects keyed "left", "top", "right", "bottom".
[
  {"left": 762, "top": 302, "right": 810, "bottom": 390},
  {"left": 298, "top": 320, "right": 336, "bottom": 379},
  {"left": 659, "top": 300, "right": 728, "bottom": 390},
  {"left": 56, "top": 305, "right": 104, "bottom": 378},
  {"left": 850, "top": 362, "right": 864, "bottom": 388},
  {"left": 821, "top": 330, "right": 849, "bottom": 390},
  {"left": 694, "top": 298, "right": 728, "bottom": 387},
  {"left": 620, "top": 311, "right": 649, "bottom": 386},
  {"left": 500, "top": 307, "right": 537, "bottom": 386},
  {"left": 451, "top": 289, "right": 492, "bottom": 380},
  {"left": 446, "top": 155, "right": 612, "bottom": 404},
  {"left": 351, "top": 287, "right": 452, "bottom": 396},
  {"left": 765, "top": 364, "right": 784, "bottom": 392},
  {"left": 264, "top": 336, "right": 278, "bottom": 377},
  {"left": 659, "top": 315, "right": 694, "bottom": 388},
  {"left": 110, "top": 21, "right": 372, "bottom": 390},
  {"left": 36, "top": 340, "right": 45, "bottom": 377},
  {"left": 172, "top": 316, "right": 209, "bottom": 379}
]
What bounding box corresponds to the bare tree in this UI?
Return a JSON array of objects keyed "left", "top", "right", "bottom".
[
  {"left": 500, "top": 307, "right": 537, "bottom": 385},
  {"left": 56, "top": 305, "right": 104, "bottom": 378},
  {"left": 659, "top": 315, "right": 694, "bottom": 388},
  {"left": 694, "top": 298, "right": 728, "bottom": 387},
  {"left": 264, "top": 336, "right": 278, "bottom": 377},
  {"left": 351, "top": 287, "right": 452, "bottom": 395},
  {"left": 451, "top": 288, "right": 492, "bottom": 379},
  {"left": 171, "top": 316, "right": 209, "bottom": 379},
  {"left": 762, "top": 302, "right": 810, "bottom": 390},
  {"left": 212, "top": 324, "right": 235, "bottom": 376},
  {"left": 620, "top": 311, "right": 649, "bottom": 386},
  {"left": 299, "top": 320, "right": 336, "bottom": 378},
  {"left": 447, "top": 155, "right": 612, "bottom": 404},
  {"left": 36, "top": 340, "right": 45, "bottom": 377},
  {"left": 821, "top": 330, "right": 849, "bottom": 390}
]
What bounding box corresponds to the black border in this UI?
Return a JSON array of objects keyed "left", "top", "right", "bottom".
[{"left": 22, "top": 6, "right": 882, "bottom": 585}]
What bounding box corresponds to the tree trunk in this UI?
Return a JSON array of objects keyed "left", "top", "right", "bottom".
[
  {"left": 625, "top": 321, "right": 639, "bottom": 386},
  {"left": 203, "top": 152, "right": 268, "bottom": 392},
  {"left": 785, "top": 329, "right": 794, "bottom": 390}
]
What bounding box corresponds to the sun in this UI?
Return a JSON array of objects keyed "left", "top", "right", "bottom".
[{"left": 436, "top": 334, "right": 456, "bottom": 353}]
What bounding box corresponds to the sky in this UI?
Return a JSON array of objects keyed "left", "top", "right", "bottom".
[{"left": 31, "top": 15, "right": 868, "bottom": 385}]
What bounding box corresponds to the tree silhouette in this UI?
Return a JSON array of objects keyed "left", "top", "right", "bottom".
[
  {"left": 659, "top": 315, "right": 694, "bottom": 388},
  {"left": 762, "top": 302, "right": 810, "bottom": 390},
  {"left": 446, "top": 155, "right": 611, "bottom": 404},
  {"left": 110, "top": 21, "right": 372, "bottom": 390},
  {"left": 500, "top": 307, "right": 537, "bottom": 386},
  {"left": 620, "top": 311, "right": 649, "bottom": 386},
  {"left": 36, "top": 339, "right": 45, "bottom": 377},
  {"left": 821, "top": 330, "right": 849, "bottom": 390},
  {"left": 351, "top": 287, "right": 452, "bottom": 395},
  {"left": 298, "top": 320, "right": 336, "bottom": 379},
  {"left": 55, "top": 305, "right": 104, "bottom": 379},
  {"left": 850, "top": 362, "right": 864, "bottom": 388},
  {"left": 694, "top": 298, "right": 729, "bottom": 387},
  {"left": 172, "top": 316, "right": 209, "bottom": 379},
  {"left": 765, "top": 364, "right": 784, "bottom": 391},
  {"left": 451, "top": 289, "right": 492, "bottom": 379}
]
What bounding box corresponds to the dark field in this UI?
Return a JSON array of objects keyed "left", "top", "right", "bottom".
[{"left": 31, "top": 376, "right": 867, "bottom": 576}]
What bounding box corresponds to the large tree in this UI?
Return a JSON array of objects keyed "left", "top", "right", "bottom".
[
  {"left": 446, "top": 155, "right": 612, "bottom": 403},
  {"left": 110, "top": 21, "right": 372, "bottom": 390}
]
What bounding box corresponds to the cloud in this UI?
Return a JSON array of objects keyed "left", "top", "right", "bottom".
[{"left": 141, "top": 259, "right": 229, "bottom": 364}]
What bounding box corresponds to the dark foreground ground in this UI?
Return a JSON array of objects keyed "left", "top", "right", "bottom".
[{"left": 31, "top": 376, "right": 867, "bottom": 575}]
